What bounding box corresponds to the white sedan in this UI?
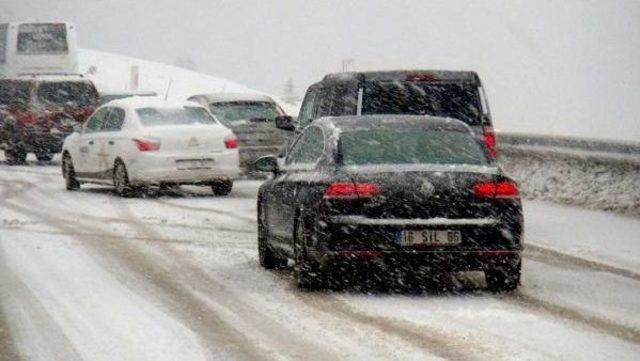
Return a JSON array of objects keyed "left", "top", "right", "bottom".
[{"left": 61, "top": 98, "right": 240, "bottom": 196}]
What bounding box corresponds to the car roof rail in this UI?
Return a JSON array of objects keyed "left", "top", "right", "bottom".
[{"left": 16, "top": 72, "right": 85, "bottom": 78}]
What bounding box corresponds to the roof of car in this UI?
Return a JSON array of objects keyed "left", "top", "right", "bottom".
[
  {"left": 321, "top": 70, "right": 480, "bottom": 84},
  {"left": 103, "top": 97, "right": 204, "bottom": 110},
  {"left": 314, "top": 115, "right": 473, "bottom": 133},
  {"left": 189, "top": 92, "right": 276, "bottom": 103}
]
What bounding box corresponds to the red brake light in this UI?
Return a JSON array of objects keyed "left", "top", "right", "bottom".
[
  {"left": 133, "top": 138, "right": 160, "bottom": 151},
  {"left": 483, "top": 126, "right": 497, "bottom": 159},
  {"left": 324, "top": 182, "right": 381, "bottom": 199},
  {"left": 473, "top": 181, "right": 519, "bottom": 199},
  {"left": 405, "top": 73, "right": 437, "bottom": 82},
  {"left": 225, "top": 135, "right": 238, "bottom": 149}
]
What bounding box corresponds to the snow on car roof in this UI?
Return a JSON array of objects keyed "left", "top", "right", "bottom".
[
  {"left": 191, "top": 92, "right": 276, "bottom": 103},
  {"left": 316, "top": 115, "right": 473, "bottom": 132},
  {"left": 105, "top": 96, "right": 205, "bottom": 110}
]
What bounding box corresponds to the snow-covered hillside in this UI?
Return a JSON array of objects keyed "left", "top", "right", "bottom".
[{"left": 77, "top": 49, "right": 300, "bottom": 114}]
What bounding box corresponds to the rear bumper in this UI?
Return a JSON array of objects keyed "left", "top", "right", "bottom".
[
  {"left": 127, "top": 150, "right": 240, "bottom": 185},
  {"left": 308, "top": 249, "right": 522, "bottom": 272}
]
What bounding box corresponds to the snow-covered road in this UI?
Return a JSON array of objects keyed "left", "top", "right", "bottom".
[{"left": 1, "top": 162, "right": 639, "bottom": 360}]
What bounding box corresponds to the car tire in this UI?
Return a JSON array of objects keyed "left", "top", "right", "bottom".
[
  {"left": 113, "top": 161, "right": 133, "bottom": 197},
  {"left": 62, "top": 154, "right": 80, "bottom": 191},
  {"left": 211, "top": 180, "right": 233, "bottom": 196},
  {"left": 257, "top": 200, "right": 279, "bottom": 269},
  {"left": 294, "top": 216, "right": 323, "bottom": 290},
  {"left": 5, "top": 147, "right": 27, "bottom": 165},
  {"left": 36, "top": 152, "right": 53, "bottom": 162},
  {"left": 485, "top": 261, "right": 521, "bottom": 292}
]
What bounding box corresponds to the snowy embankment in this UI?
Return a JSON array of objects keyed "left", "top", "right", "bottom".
[
  {"left": 77, "top": 49, "right": 299, "bottom": 115},
  {"left": 498, "top": 133, "right": 640, "bottom": 217}
]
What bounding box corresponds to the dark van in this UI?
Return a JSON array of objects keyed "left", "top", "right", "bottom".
[{"left": 276, "top": 70, "right": 497, "bottom": 159}]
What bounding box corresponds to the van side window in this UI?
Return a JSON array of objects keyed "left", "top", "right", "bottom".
[
  {"left": 298, "top": 89, "right": 317, "bottom": 129},
  {"left": 314, "top": 86, "right": 333, "bottom": 118},
  {"left": 329, "top": 83, "right": 358, "bottom": 116}
]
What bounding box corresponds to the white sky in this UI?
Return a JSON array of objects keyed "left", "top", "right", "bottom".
[{"left": 2, "top": 0, "right": 639, "bottom": 141}]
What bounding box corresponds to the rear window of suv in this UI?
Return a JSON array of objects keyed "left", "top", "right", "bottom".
[
  {"left": 362, "top": 81, "right": 482, "bottom": 125},
  {"left": 37, "top": 81, "right": 98, "bottom": 106},
  {"left": 208, "top": 101, "right": 280, "bottom": 123},
  {"left": 340, "top": 128, "right": 488, "bottom": 166}
]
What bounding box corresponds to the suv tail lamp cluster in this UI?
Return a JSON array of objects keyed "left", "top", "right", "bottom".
[
  {"left": 224, "top": 135, "right": 238, "bottom": 149},
  {"left": 473, "top": 181, "right": 519, "bottom": 199},
  {"left": 133, "top": 138, "right": 160, "bottom": 152},
  {"left": 324, "top": 182, "right": 381, "bottom": 200},
  {"left": 483, "top": 126, "right": 497, "bottom": 159}
]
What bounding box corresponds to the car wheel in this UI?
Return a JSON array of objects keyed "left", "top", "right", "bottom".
[
  {"left": 485, "top": 261, "right": 521, "bottom": 292},
  {"left": 5, "top": 147, "right": 27, "bottom": 165},
  {"left": 257, "top": 200, "right": 279, "bottom": 269},
  {"left": 36, "top": 152, "right": 53, "bottom": 162},
  {"left": 62, "top": 154, "right": 80, "bottom": 191},
  {"left": 113, "top": 161, "right": 133, "bottom": 197},
  {"left": 294, "top": 216, "right": 323, "bottom": 290},
  {"left": 211, "top": 180, "right": 233, "bottom": 196}
]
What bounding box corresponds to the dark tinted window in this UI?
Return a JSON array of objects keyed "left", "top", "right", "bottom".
[
  {"left": 17, "top": 23, "right": 68, "bottom": 54},
  {"left": 102, "top": 108, "right": 126, "bottom": 131},
  {"left": 0, "top": 24, "right": 7, "bottom": 63},
  {"left": 298, "top": 89, "right": 317, "bottom": 128},
  {"left": 84, "top": 108, "right": 110, "bottom": 133},
  {"left": 0, "top": 81, "right": 31, "bottom": 106},
  {"left": 137, "top": 107, "right": 217, "bottom": 127},
  {"left": 340, "top": 128, "right": 488, "bottom": 166},
  {"left": 329, "top": 83, "right": 358, "bottom": 116},
  {"left": 37, "top": 81, "right": 98, "bottom": 106},
  {"left": 362, "top": 81, "right": 482, "bottom": 125},
  {"left": 209, "top": 101, "right": 280, "bottom": 123},
  {"left": 286, "top": 127, "right": 325, "bottom": 165}
]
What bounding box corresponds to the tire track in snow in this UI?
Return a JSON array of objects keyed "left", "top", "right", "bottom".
[
  {"left": 112, "top": 200, "right": 341, "bottom": 361},
  {"left": 502, "top": 291, "right": 640, "bottom": 345},
  {"left": 151, "top": 199, "right": 256, "bottom": 224},
  {"left": 0, "top": 246, "right": 83, "bottom": 361},
  {"left": 525, "top": 244, "right": 640, "bottom": 282},
  {"left": 294, "top": 292, "right": 493, "bottom": 361},
  {"left": 0, "top": 300, "right": 22, "bottom": 361},
  {"left": 0, "top": 197, "right": 269, "bottom": 361}
]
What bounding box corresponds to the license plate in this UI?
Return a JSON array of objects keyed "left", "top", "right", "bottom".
[
  {"left": 176, "top": 159, "right": 214, "bottom": 170},
  {"left": 398, "top": 229, "right": 462, "bottom": 246}
]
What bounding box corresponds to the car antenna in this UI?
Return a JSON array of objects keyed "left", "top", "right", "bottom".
[{"left": 164, "top": 79, "right": 173, "bottom": 101}]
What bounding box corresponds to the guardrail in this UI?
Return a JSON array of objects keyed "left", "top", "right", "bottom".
[{"left": 497, "top": 132, "right": 640, "bottom": 217}]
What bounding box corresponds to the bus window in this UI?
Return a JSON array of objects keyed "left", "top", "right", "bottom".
[{"left": 17, "top": 23, "right": 68, "bottom": 54}]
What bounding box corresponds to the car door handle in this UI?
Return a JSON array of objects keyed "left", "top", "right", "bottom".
[
  {"left": 108, "top": 140, "right": 114, "bottom": 145},
  {"left": 88, "top": 140, "right": 94, "bottom": 145}
]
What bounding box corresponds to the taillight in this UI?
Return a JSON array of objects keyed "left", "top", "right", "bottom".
[
  {"left": 133, "top": 138, "right": 160, "bottom": 151},
  {"left": 224, "top": 135, "right": 238, "bottom": 149},
  {"left": 324, "top": 182, "right": 380, "bottom": 200},
  {"left": 483, "top": 126, "right": 497, "bottom": 159},
  {"left": 473, "top": 181, "right": 519, "bottom": 199}
]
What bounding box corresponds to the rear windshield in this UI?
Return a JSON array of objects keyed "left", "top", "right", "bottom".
[
  {"left": 17, "top": 23, "right": 68, "bottom": 54},
  {"left": 340, "top": 128, "right": 488, "bottom": 166},
  {"left": 209, "top": 101, "right": 280, "bottom": 123},
  {"left": 362, "top": 81, "right": 482, "bottom": 125},
  {"left": 0, "top": 81, "right": 30, "bottom": 106},
  {"left": 137, "top": 107, "right": 218, "bottom": 126},
  {"left": 37, "top": 81, "right": 98, "bottom": 106}
]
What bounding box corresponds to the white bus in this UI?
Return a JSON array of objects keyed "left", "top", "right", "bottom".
[{"left": 0, "top": 22, "right": 78, "bottom": 77}]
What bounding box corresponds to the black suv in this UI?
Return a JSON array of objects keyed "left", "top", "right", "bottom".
[{"left": 277, "top": 70, "right": 497, "bottom": 159}]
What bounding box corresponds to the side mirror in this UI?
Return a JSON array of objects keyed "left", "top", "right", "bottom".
[
  {"left": 275, "top": 115, "right": 295, "bottom": 131},
  {"left": 254, "top": 155, "right": 279, "bottom": 174}
]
